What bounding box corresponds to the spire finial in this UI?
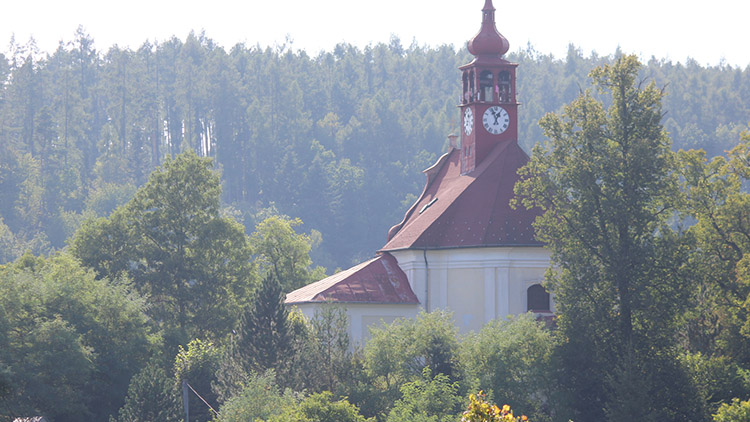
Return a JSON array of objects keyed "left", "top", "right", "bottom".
[{"left": 468, "top": 0, "right": 509, "bottom": 59}]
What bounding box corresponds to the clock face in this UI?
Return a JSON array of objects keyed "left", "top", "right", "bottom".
[
  {"left": 482, "top": 106, "right": 510, "bottom": 135},
  {"left": 463, "top": 108, "right": 473, "bottom": 135}
]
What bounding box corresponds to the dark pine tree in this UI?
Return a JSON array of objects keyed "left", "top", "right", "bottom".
[{"left": 236, "top": 273, "right": 291, "bottom": 374}]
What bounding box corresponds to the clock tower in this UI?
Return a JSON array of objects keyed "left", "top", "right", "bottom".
[{"left": 459, "top": 0, "right": 518, "bottom": 174}]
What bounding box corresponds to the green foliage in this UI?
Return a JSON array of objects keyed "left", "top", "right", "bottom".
[
  {"left": 1, "top": 32, "right": 749, "bottom": 422},
  {"left": 3, "top": 32, "right": 747, "bottom": 270},
  {"left": 251, "top": 215, "right": 326, "bottom": 292},
  {"left": 11, "top": 316, "right": 95, "bottom": 420},
  {"left": 461, "top": 315, "right": 558, "bottom": 422},
  {"left": 0, "top": 252, "right": 152, "bottom": 421},
  {"left": 216, "top": 371, "right": 299, "bottom": 422},
  {"left": 386, "top": 368, "right": 462, "bottom": 422},
  {"left": 263, "top": 391, "right": 374, "bottom": 422},
  {"left": 515, "top": 55, "right": 701, "bottom": 420},
  {"left": 84, "top": 182, "right": 137, "bottom": 217},
  {"left": 113, "top": 360, "right": 181, "bottom": 422},
  {"left": 71, "top": 150, "right": 255, "bottom": 343},
  {"left": 174, "top": 339, "right": 222, "bottom": 422},
  {"left": 366, "top": 310, "right": 460, "bottom": 385},
  {"left": 0, "top": 218, "right": 22, "bottom": 264},
  {"left": 291, "top": 303, "right": 354, "bottom": 394},
  {"left": 235, "top": 272, "right": 291, "bottom": 373},
  {"left": 679, "top": 133, "right": 750, "bottom": 365},
  {"left": 681, "top": 353, "right": 750, "bottom": 415},
  {"left": 713, "top": 398, "right": 750, "bottom": 422},
  {"left": 363, "top": 310, "right": 460, "bottom": 418}
]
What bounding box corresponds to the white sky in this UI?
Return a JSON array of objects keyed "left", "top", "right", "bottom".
[{"left": 2, "top": 0, "right": 748, "bottom": 68}]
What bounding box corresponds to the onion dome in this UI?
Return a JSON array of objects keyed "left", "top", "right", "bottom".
[{"left": 467, "top": 0, "right": 509, "bottom": 58}]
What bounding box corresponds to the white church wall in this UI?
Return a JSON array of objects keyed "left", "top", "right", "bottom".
[
  {"left": 390, "top": 246, "right": 551, "bottom": 333},
  {"left": 290, "top": 302, "right": 419, "bottom": 346}
]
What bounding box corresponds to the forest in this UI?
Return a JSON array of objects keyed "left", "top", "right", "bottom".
[
  {"left": 1, "top": 29, "right": 750, "bottom": 422},
  {"left": 1, "top": 29, "right": 749, "bottom": 269}
]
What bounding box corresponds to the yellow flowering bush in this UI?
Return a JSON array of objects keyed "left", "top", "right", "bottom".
[{"left": 461, "top": 392, "right": 528, "bottom": 422}]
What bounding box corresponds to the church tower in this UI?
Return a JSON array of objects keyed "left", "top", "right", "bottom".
[
  {"left": 286, "top": 0, "right": 551, "bottom": 343},
  {"left": 459, "top": 0, "right": 519, "bottom": 174}
]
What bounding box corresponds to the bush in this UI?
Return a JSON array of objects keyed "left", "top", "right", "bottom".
[
  {"left": 461, "top": 391, "right": 528, "bottom": 422},
  {"left": 713, "top": 398, "right": 750, "bottom": 422}
]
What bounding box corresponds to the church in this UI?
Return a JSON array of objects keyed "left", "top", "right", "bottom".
[{"left": 286, "top": 0, "right": 553, "bottom": 344}]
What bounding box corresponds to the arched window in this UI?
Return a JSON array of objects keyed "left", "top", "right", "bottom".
[
  {"left": 479, "top": 70, "right": 493, "bottom": 102},
  {"left": 527, "top": 284, "right": 550, "bottom": 312},
  {"left": 462, "top": 72, "right": 469, "bottom": 103},
  {"left": 468, "top": 71, "right": 476, "bottom": 102},
  {"left": 498, "top": 71, "right": 511, "bottom": 103}
]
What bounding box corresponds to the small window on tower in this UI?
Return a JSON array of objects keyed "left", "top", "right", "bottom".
[
  {"left": 469, "top": 71, "right": 476, "bottom": 101},
  {"left": 498, "top": 71, "right": 511, "bottom": 103},
  {"left": 462, "top": 72, "right": 469, "bottom": 104},
  {"left": 480, "top": 71, "right": 493, "bottom": 102}
]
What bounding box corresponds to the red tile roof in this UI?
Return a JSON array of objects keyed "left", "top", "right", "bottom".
[
  {"left": 382, "top": 140, "right": 541, "bottom": 251},
  {"left": 285, "top": 253, "right": 418, "bottom": 304}
]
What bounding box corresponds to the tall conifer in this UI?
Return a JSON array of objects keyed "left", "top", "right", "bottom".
[{"left": 236, "top": 273, "right": 290, "bottom": 374}]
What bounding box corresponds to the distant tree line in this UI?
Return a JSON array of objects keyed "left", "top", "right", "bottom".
[{"left": 1, "top": 29, "right": 749, "bottom": 269}]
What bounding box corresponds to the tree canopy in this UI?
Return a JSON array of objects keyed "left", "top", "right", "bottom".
[
  {"left": 70, "top": 150, "right": 255, "bottom": 343},
  {"left": 515, "top": 55, "right": 701, "bottom": 421}
]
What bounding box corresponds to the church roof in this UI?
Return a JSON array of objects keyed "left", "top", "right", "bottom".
[
  {"left": 381, "top": 140, "right": 541, "bottom": 251},
  {"left": 285, "top": 252, "right": 418, "bottom": 305}
]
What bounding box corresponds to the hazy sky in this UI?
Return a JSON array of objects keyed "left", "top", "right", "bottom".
[{"left": 2, "top": 0, "right": 748, "bottom": 67}]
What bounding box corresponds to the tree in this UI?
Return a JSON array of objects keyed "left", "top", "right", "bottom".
[
  {"left": 7, "top": 317, "right": 95, "bottom": 421},
  {"left": 365, "top": 310, "right": 460, "bottom": 385},
  {"left": 265, "top": 391, "right": 374, "bottom": 422},
  {"left": 0, "top": 253, "right": 152, "bottom": 421},
  {"left": 461, "top": 315, "right": 558, "bottom": 422},
  {"left": 385, "top": 368, "right": 461, "bottom": 422},
  {"left": 250, "top": 215, "right": 326, "bottom": 293},
  {"left": 114, "top": 360, "right": 181, "bottom": 422},
  {"left": 235, "top": 272, "right": 291, "bottom": 373},
  {"left": 363, "top": 310, "right": 460, "bottom": 419},
  {"left": 292, "top": 303, "right": 353, "bottom": 394},
  {"left": 216, "top": 371, "right": 298, "bottom": 422},
  {"left": 514, "top": 55, "right": 700, "bottom": 421},
  {"left": 679, "top": 131, "right": 750, "bottom": 365},
  {"left": 71, "top": 150, "right": 255, "bottom": 343},
  {"left": 713, "top": 398, "right": 750, "bottom": 422},
  {"left": 461, "top": 392, "right": 529, "bottom": 422},
  {"left": 173, "top": 339, "right": 222, "bottom": 422}
]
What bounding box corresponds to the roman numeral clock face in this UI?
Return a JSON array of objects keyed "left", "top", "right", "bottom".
[
  {"left": 482, "top": 106, "right": 510, "bottom": 135},
  {"left": 463, "top": 108, "right": 473, "bottom": 135}
]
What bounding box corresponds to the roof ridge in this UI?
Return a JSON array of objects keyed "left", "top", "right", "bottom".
[{"left": 386, "top": 149, "right": 457, "bottom": 242}]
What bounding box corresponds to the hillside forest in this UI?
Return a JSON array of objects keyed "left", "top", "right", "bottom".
[
  {"left": 1, "top": 29, "right": 750, "bottom": 422},
  {"left": 1, "top": 29, "right": 749, "bottom": 269}
]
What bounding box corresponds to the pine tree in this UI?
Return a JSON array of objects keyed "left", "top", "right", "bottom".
[{"left": 236, "top": 273, "right": 291, "bottom": 374}]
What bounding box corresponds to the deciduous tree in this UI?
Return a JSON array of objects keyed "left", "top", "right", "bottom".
[
  {"left": 679, "top": 128, "right": 750, "bottom": 365},
  {"left": 71, "top": 151, "right": 255, "bottom": 343},
  {"left": 515, "top": 55, "right": 700, "bottom": 421}
]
